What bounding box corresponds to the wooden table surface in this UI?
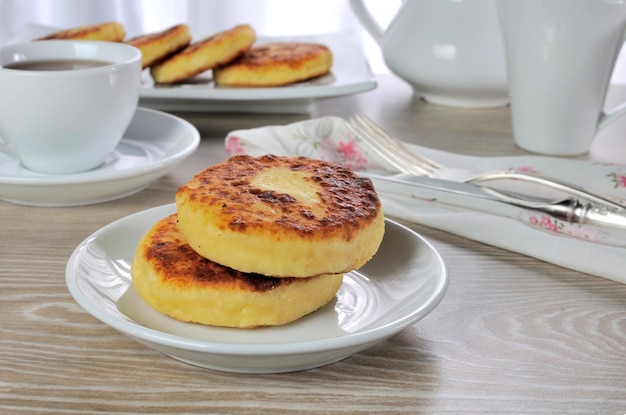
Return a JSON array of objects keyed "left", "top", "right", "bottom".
[{"left": 1, "top": 75, "right": 625, "bottom": 414}]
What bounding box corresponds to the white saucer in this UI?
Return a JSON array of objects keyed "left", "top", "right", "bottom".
[
  {"left": 0, "top": 108, "right": 200, "bottom": 206},
  {"left": 65, "top": 204, "right": 448, "bottom": 374}
]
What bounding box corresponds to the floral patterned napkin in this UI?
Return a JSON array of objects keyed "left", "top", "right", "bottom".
[{"left": 225, "top": 116, "right": 626, "bottom": 284}]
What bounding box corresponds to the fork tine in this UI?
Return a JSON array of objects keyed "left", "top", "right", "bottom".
[
  {"left": 355, "top": 114, "right": 442, "bottom": 172},
  {"left": 347, "top": 116, "right": 429, "bottom": 175},
  {"left": 352, "top": 116, "right": 426, "bottom": 173}
]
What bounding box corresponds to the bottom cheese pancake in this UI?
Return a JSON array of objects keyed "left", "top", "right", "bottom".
[
  {"left": 126, "top": 24, "right": 192, "bottom": 68},
  {"left": 176, "top": 155, "right": 385, "bottom": 278},
  {"left": 150, "top": 24, "right": 256, "bottom": 84},
  {"left": 131, "top": 214, "right": 343, "bottom": 328},
  {"left": 37, "top": 21, "right": 126, "bottom": 42},
  {"left": 213, "top": 42, "right": 332, "bottom": 87}
]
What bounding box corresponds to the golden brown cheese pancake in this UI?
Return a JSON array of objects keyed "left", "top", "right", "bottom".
[
  {"left": 176, "top": 155, "right": 385, "bottom": 278},
  {"left": 126, "top": 24, "right": 192, "bottom": 69},
  {"left": 213, "top": 42, "right": 333, "bottom": 87},
  {"left": 150, "top": 24, "right": 256, "bottom": 84},
  {"left": 37, "top": 22, "right": 126, "bottom": 42},
  {"left": 131, "top": 214, "right": 343, "bottom": 328}
]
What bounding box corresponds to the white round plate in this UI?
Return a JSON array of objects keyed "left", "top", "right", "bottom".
[
  {"left": 0, "top": 108, "right": 200, "bottom": 206},
  {"left": 65, "top": 204, "right": 448, "bottom": 374},
  {"left": 138, "top": 32, "right": 377, "bottom": 113}
]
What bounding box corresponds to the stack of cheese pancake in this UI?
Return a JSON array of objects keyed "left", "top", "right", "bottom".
[
  {"left": 130, "top": 155, "right": 385, "bottom": 329},
  {"left": 147, "top": 24, "right": 256, "bottom": 84},
  {"left": 38, "top": 22, "right": 333, "bottom": 86}
]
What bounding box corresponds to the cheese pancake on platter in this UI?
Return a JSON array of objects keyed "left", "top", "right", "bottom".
[
  {"left": 131, "top": 214, "right": 344, "bottom": 328},
  {"left": 150, "top": 24, "right": 256, "bottom": 84},
  {"left": 176, "top": 155, "right": 385, "bottom": 278},
  {"left": 213, "top": 42, "right": 332, "bottom": 87},
  {"left": 37, "top": 21, "right": 126, "bottom": 42},
  {"left": 126, "top": 24, "right": 192, "bottom": 68}
]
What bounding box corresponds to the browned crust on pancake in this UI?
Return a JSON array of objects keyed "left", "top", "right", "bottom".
[
  {"left": 131, "top": 213, "right": 344, "bottom": 327},
  {"left": 37, "top": 22, "right": 126, "bottom": 42},
  {"left": 137, "top": 214, "right": 298, "bottom": 292},
  {"left": 150, "top": 24, "right": 256, "bottom": 84},
  {"left": 177, "top": 154, "right": 380, "bottom": 241},
  {"left": 126, "top": 24, "right": 191, "bottom": 68},
  {"left": 213, "top": 42, "right": 332, "bottom": 87}
]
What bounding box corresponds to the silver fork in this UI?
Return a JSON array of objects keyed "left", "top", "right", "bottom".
[{"left": 346, "top": 114, "right": 626, "bottom": 210}]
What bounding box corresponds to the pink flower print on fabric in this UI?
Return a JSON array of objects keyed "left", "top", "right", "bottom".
[
  {"left": 225, "top": 135, "right": 246, "bottom": 156},
  {"left": 336, "top": 140, "right": 368, "bottom": 170},
  {"left": 607, "top": 172, "right": 626, "bottom": 189},
  {"left": 529, "top": 215, "right": 559, "bottom": 232},
  {"left": 513, "top": 166, "right": 541, "bottom": 174},
  {"left": 305, "top": 135, "right": 344, "bottom": 163},
  {"left": 304, "top": 129, "right": 371, "bottom": 171},
  {"left": 528, "top": 214, "right": 599, "bottom": 242}
]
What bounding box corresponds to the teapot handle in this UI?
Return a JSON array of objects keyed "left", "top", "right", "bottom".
[{"left": 349, "top": 0, "right": 385, "bottom": 45}]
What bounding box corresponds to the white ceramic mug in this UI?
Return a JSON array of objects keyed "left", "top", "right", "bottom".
[
  {"left": 350, "top": 0, "right": 508, "bottom": 108},
  {"left": 497, "top": 0, "right": 626, "bottom": 156},
  {"left": 0, "top": 40, "right": 141, "bottom": 174}
]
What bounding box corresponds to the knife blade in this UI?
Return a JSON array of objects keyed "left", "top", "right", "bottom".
[{"left": 363, "top": 172, "right": 626, "bottom": 246}]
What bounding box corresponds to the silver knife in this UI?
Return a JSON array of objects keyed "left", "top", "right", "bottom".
[{"left": 364, "top": 172, "right": 626, "bottom": 246}]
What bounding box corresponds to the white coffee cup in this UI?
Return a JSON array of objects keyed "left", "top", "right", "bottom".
[
  {"left": 0, "top": 40, "right": 141, "bottom": 174},
  {"left": 497, "top": 0, "right": 626, "bottom": 156}
]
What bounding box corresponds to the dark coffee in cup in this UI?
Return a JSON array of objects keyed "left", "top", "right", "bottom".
[{"left": 4, "top": 59, "right": 110, "bottom": 71}]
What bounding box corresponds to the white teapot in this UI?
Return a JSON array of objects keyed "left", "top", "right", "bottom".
[{"left": 350, "top": 0, "right": 508, "bottom": 108}]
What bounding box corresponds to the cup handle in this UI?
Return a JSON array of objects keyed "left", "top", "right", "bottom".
[
  {"left": 349, "top": 0, "right": 386, "bottom": 46},
  {"left": 598, "top": 30, "right": 626, "bottom": 131}
]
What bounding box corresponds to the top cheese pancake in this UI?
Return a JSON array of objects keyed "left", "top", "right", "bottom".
[
  {"left": 37, "top": 22, "right": 126, "bottom": 42},
  {"left": 213, "top": 42, "right": 333, "bottom": 87},
  {"left": 126, "top": 24, "right": 192, "bottom": 68},
  {"left": 175, "top": 154, "right": 385, "bottom": 278}
]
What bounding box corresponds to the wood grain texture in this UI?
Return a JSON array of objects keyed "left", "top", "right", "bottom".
[{"left": 1, "top": 76, "right": 625, "bottom": 414}]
